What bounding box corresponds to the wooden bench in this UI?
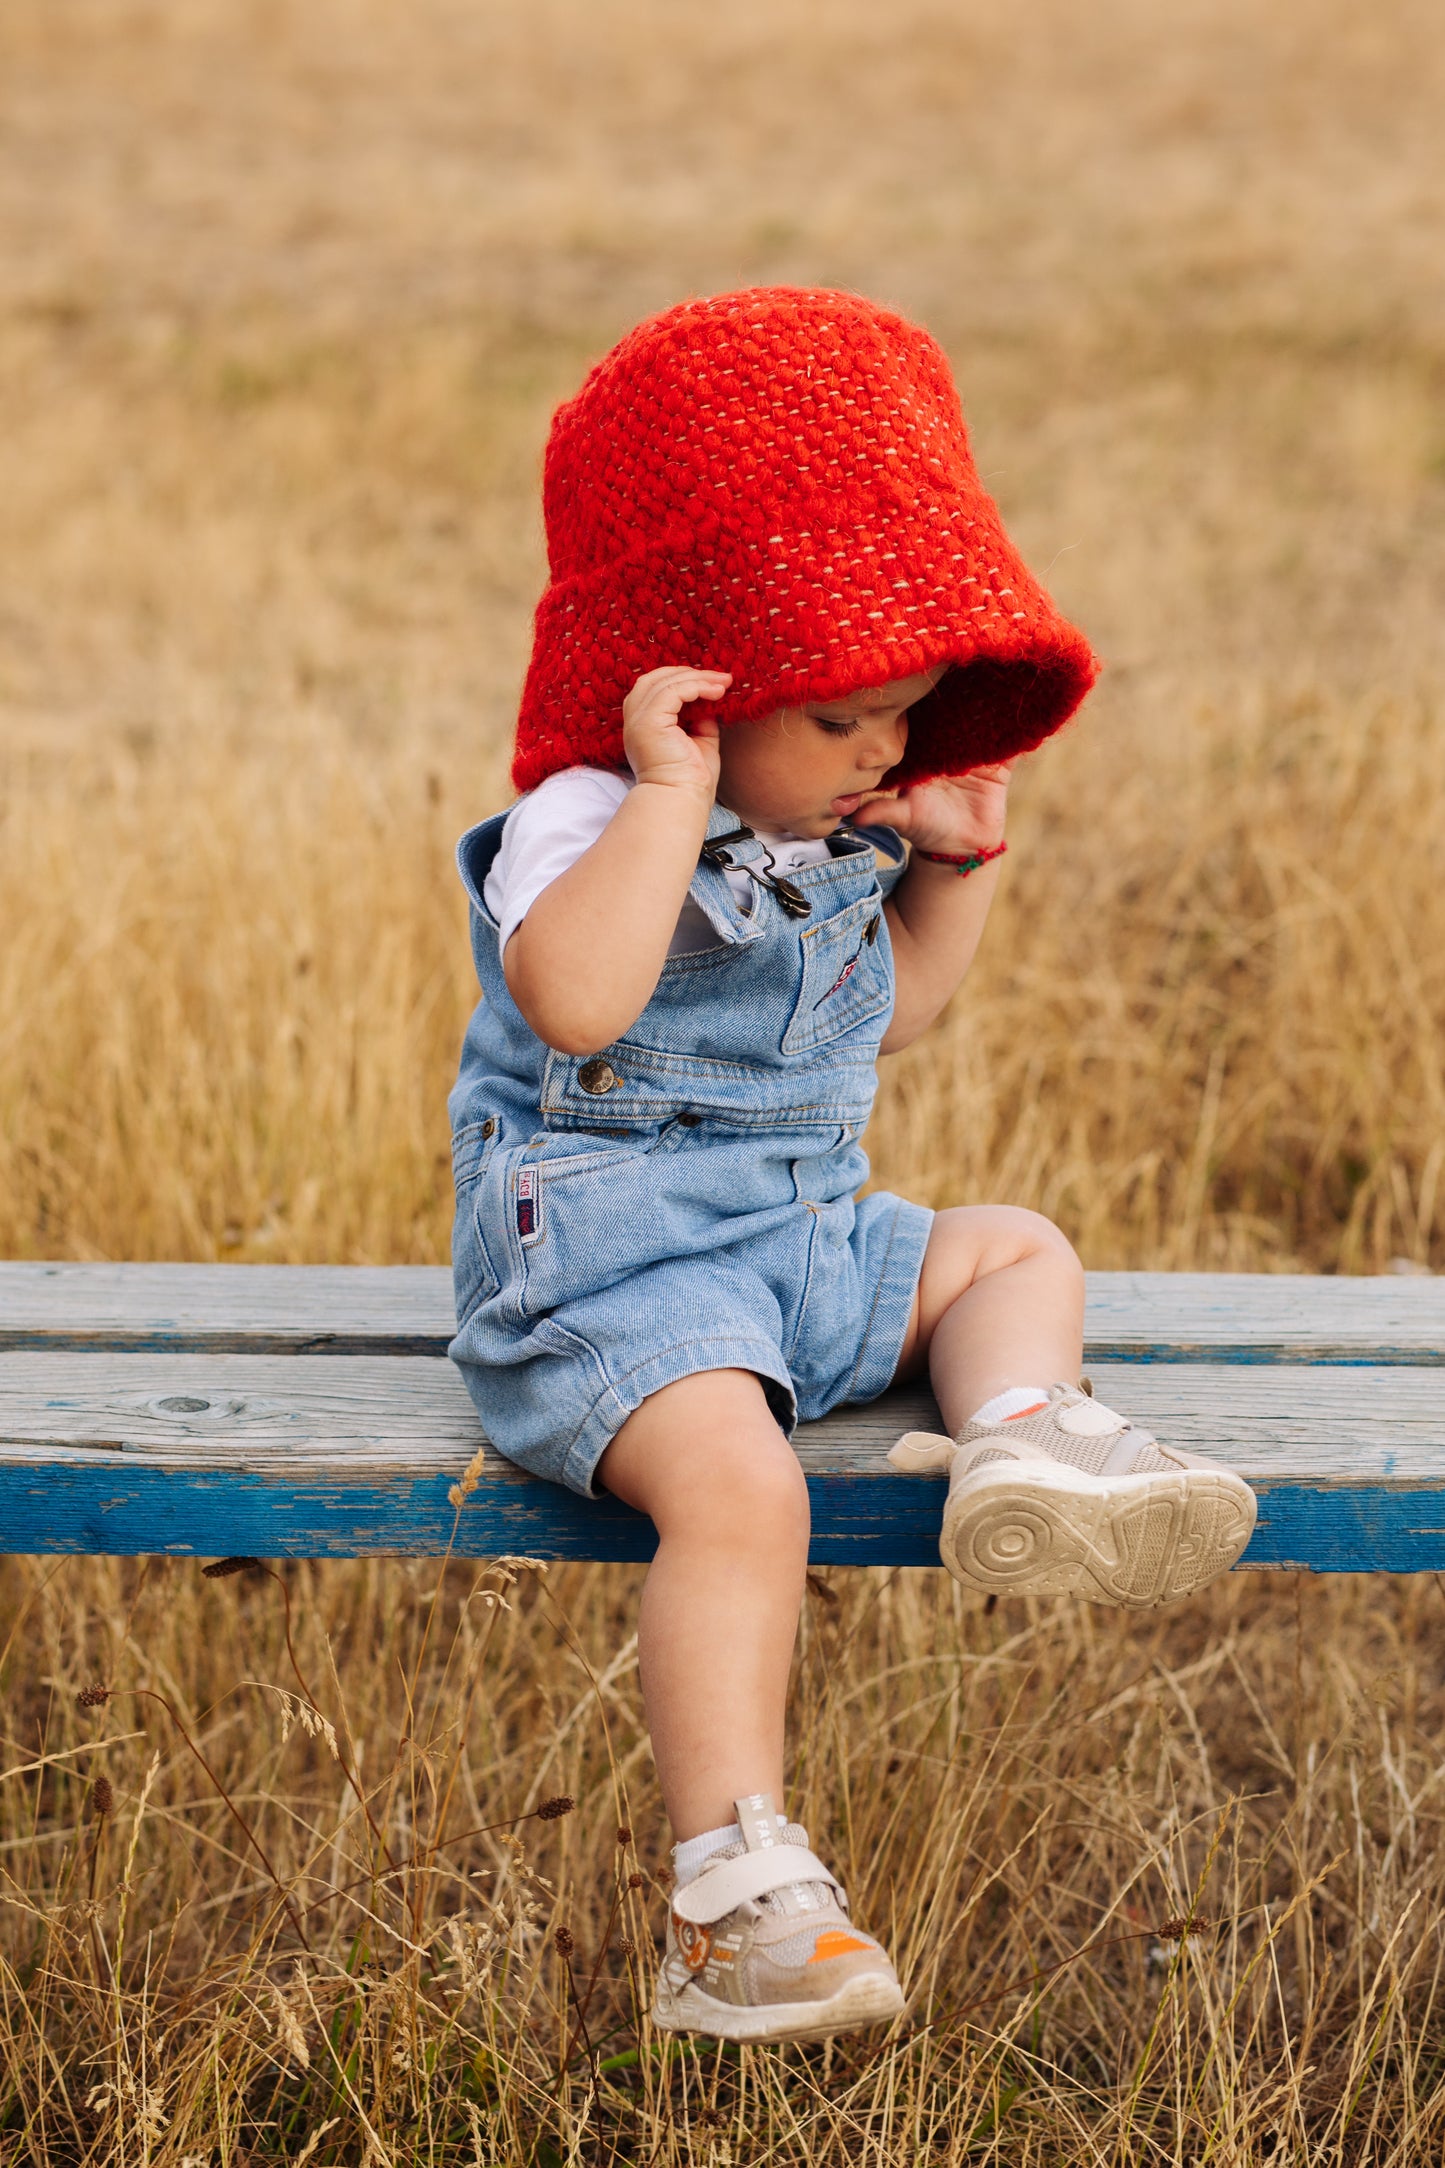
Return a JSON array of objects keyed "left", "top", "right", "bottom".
[{"left": 1, "top": 1264, "right": 1441, "bottom": 1570}]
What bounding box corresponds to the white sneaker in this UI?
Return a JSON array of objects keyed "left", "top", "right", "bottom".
[
  {"left": 890, "top": 1383, "right": 1257, "bottom": 1609},
  {"left": 650, "top": 1793, "right": 904, "bottom": 2043}
]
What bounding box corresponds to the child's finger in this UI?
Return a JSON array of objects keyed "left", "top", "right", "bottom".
[
  {"left": 854, "top": 790, "right": 909, "bottom": 828},
  {"left": 627, "top": 669, "right": 731, "bottom": 725},
  {"left": 632, "top": 665, "right": 730, "bottom": 696},
  {"left": 653, "top": 687, "right": 729, "bottom": 726}
]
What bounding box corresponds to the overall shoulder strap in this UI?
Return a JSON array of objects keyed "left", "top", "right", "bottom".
[{"left": 455, "top": 810, "right": 512, "bottom": 919}]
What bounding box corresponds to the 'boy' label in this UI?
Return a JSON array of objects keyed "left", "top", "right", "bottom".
[{"left": 516, "top": 1164, "right": 542, "bottom": 1244}]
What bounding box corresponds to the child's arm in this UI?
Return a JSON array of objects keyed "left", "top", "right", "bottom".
[
  {"left": 504, "top": 667, "right": 730, "bottom": 1054},
  {"left": 860, "top": 764, "right": 1013, "bottom": 1054}
]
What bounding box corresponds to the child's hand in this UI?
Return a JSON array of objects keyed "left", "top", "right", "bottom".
[
  {"left": 623, "top": 666, "right": 730, "bottom": 802},
  {"left": 856, "top": 760, "right": 1014, "bottom": 855}
]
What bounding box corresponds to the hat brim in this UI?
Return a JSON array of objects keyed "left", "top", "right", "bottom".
[{"left": 513, "top": 499, "right": 1097, "bottom": 793}]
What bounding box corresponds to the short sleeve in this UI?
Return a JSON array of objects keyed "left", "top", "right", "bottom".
[{"left": 483, "top": 768, "right": 632, "bottom": 953}]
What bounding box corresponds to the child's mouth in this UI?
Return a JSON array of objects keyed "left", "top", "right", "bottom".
[{"left": 830, "top": 791, "right": 865, "bottom": 816}]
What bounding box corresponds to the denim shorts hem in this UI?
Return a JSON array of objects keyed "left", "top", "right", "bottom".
[
  {"left": 830, "top": 1194, "right": 934, "bottom": 1412},
  {"left": 560, "top": 1334, "right": 800, "bottom": 1499}
]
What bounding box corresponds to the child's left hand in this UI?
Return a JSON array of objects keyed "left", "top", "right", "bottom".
[{"left": 854, "top": 760, "right": 1014, "bottom": 856}]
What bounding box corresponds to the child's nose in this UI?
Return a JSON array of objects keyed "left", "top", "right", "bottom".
[{"left": 861, "top": 713, "right": 908, "bottom": 768}]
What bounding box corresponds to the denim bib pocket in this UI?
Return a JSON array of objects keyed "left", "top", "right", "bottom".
[{"left": 782, "top": 895, "right": 891, "bottom": 1055}]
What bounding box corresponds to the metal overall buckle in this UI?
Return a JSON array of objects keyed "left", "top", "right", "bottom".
[{"left": 699, "top": 824, "right": 811, "bottom": 918}]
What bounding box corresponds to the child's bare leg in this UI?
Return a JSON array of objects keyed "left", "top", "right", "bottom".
[
  {"left": 596, "top": 1369, "right": 809, "bottom": 1840},
  {"left": 604, "top": 1371, "right": 905, "bottom": 2041},
  {"left": 893, "top": 1204, "right": 1085, "bottom": 1422},
  {"left": 894, "top": 1206, "right": 1255, "bottom": 1605}
]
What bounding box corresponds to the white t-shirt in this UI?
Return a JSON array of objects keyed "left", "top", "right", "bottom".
[{"left": 484, "top": 767, "right": 836, "bottom": 957}]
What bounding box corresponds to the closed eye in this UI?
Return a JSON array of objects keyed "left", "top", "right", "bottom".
[{"left": 809, "top": 714, "right": 864, "bottom": 738}]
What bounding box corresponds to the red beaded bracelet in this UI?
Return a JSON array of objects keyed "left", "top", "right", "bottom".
[{"left": 915, "top": 840, "right": 1008, "bottom": 874}]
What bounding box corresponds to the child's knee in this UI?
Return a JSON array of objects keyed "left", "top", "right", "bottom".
[
  {"left": 599, "top": 1370, "right": 810, "bottom": 1551},
  {"left": 675, "top": 1419, "right": 809, "bottom": 1554},
  {"left": 1004, "top": 1206, "right": 1082, "bottom": 1279},
  {"left": 933, "top": 1203, "right": 1081, "bottom": 1283}
]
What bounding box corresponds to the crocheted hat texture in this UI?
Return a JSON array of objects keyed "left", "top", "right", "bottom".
[{"left": 512, "top": 288, "right": 1098, "bottom": 793}]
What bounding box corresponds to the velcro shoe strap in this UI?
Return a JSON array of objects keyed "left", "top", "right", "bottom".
[
  {"left": 887, "top": 1431, "right": 955, "bottom": 1474},
  {"left": 671, "top": 1846, "right": 840, "bottom": 1925}
]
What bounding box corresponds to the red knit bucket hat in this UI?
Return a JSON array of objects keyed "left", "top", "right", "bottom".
[{"left": 512, "top": 287, "right": 1098, "bottom": 793}]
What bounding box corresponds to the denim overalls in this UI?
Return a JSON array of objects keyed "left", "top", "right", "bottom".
[{"left": 447, "top": 800, "right": 934, "bottom": 1496}]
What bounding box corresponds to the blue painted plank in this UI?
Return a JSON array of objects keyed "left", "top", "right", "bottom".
[
  {"left": 5, "top": 1342, "right": 1445, "bottom": 1571},
  {"left": 1, "top": 1460, "right": 1444, "bottom": 1572},
  {"left": 1244, "top": 1481, "right": 1445, "bottom": 1576}
]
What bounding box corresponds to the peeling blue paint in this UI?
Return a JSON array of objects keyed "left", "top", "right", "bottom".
[{"left": 2, "top": 1466, "right": 1445, "bottom": 1571}]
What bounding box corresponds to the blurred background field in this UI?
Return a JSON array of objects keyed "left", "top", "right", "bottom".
[{"left": 2, "top": 1, "right": 1444, "bottom": 2161}]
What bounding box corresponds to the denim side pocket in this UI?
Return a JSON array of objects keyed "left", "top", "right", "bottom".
[
  {"left": 450, "top": 1118, "right": 502, "bottom": 1326},
  {"left": 508, "top": 1142, "right": 654, "bottom": 1320}
]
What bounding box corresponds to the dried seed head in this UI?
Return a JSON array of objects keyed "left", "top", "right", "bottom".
[
  {"left": 627, "top": 1871, "right": 644, "bottom": 1891},
  {"left": 203, "top": 1557, "right": 260, "bottom": 1579},
  {"left": 76, "top": 1685, "right": 111, "bottom": 1708},
  {"left": 554, "top": 1925, "right": 575, "bottom": 1957},
  {"left": 619, "top": 1936, "right": 636, "bottom": 1957},
  {"left": 447, "top": 1445, "right": 487, "bottom": 1511},
  {"left": 616, "top": 1826, "right": 632, "bottom": 1846},
  {"left": 268, "top": 1975, "right": 311, "bottom": 2069},
  {"left": 91, "top": 1777, "right": 115, "bottom": 1818},
  {"left": 1157, "top": 1915, "right": 1213, "bottom": 1942},
  {"left": 537, "top": 1794, "right": 574, "bottom": 1821}
]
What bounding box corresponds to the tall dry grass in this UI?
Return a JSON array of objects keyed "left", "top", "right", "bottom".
[
  {"left": 10, "top": 1556, "right": 1445, "bottom": 2165},
  {"left": 3, "top": 0, "right": 1445, "bottom": 2158}
]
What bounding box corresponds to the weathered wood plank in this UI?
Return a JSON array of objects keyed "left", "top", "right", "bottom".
[
  {"left": 2, "top": 1263, "right": 1442, "bottom": 1362},
  {"left": 2, "top": 1352, "right": 1444, "bottom": 1568},
  {"left": 1083, "top": 1271, "right": 1443, "bottom": 1365},
  {"left": 0, "top": 1352, "right": 928, "bottom": 1468},
  {"left": 0, "top": 1263, "right": 454, "bottom": 1356}
]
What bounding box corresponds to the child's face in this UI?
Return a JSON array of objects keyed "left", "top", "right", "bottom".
[{"left": 714, "top": 671, "right": 937, "bottom": 836}]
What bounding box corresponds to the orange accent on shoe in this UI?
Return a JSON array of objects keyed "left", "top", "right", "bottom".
[
  {"left": 1002, "top": 1401, "right": 1049, "bottom": 1420},
  {"left": 807, "top": 1930, "right": 873, "bottom": 1963},
  {"left": 674, "top": 1917, "right": 712, "bottom": 1972}
]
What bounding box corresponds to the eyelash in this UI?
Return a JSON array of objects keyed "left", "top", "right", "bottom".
[{"left": 811, "top": 715, "right": 864, "bottom": 738}]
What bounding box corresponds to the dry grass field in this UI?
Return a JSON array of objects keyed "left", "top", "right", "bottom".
[{"left": 2, "top": 0, "right": 1445, "bottom": 2160}]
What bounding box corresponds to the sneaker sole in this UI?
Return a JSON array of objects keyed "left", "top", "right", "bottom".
[
  {"left": 651, "top": 1967, "right": 904, "bottom": 2043},
  {"left": 939, "top": 1461, "right": 1257, "bottom": 1609}
]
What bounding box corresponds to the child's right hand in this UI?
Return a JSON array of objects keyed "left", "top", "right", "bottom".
[{"left": 623, "top": 666, "right": 730, "bottom": 802}]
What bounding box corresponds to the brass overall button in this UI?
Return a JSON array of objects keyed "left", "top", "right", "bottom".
[{"left": 578, "top": 1058, "right": 618, "bottom": 1096}]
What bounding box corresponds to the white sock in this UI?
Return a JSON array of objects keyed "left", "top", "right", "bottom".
[
  {"left": 672, "top": 1812, "right": 787, "bottom": 1886},
  {"left": 673, "top": 1823, "right": 739, "bottom": 1885},
  {"left": 968, "top": 1385, "right": 1052, "bottom": 1429}
]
